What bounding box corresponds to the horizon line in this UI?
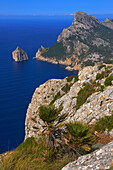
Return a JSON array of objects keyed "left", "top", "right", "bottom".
[{"left": 0, "top": 13, "right": 113, "bottom": 18}]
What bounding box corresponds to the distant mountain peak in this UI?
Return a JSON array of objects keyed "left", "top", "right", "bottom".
[
  {"left": 72, "top": 11, "right": 99, "bottom": 27},
  {"left": 104, "top": 18, "right": 113, "bottom": 22}
]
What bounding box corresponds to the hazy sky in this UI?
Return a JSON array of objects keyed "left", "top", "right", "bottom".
[{"left": 0, "top": 0, "right": 113, "bottom": 16}]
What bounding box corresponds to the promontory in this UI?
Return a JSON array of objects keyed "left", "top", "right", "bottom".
[{"left": 36, "top": 11, "right": 113, "bottom": 70}]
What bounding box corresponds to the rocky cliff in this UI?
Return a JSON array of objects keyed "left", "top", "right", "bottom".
[
  {"left": 12, "top": 46, "right": 29, "bottom": 62},
  {"left": 25, "top": 64, "right": 113, "bottom": 140},
  {"left": 24, "top": 63, "right": 113, "bottom": 169},
  {"left": 36, "top": 11, "right": 113, "bottom": 70},
  {"left": 62, "top": 140, "right": 113, "bottom": 170}
]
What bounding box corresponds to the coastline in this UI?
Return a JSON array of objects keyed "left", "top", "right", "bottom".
[{"left": 34, "top": 55, "right": 81, "bottom": 71}]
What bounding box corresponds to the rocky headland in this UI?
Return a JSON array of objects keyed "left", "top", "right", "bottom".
[
  {"left": 36, "top": 11, "right": 113, "bottom": 70},
  {"left": 12, "top": 46, "right": 29, "bottom": 62},
  {"left": 24, "top": 63, "right": 113, "bottom": 169}
]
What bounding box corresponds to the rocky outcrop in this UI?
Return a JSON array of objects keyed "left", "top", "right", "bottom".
[
  {"left": 25, "top": 78, "right": 68, "bottom": 139},
  {"left": 62, "top": 140, "right": 113, "bottom": 170},
  {"left": 25, "top": 64, "right": 113, "bottom": 139},
  {"left": 35, "top": 11, "right": 113, "bottom": 69},
  {"left": 12, "top": 46, "right": 28, "bottom": 62},
  {"left": 25, "top": 63, "right": 113, "bottom": 169}
]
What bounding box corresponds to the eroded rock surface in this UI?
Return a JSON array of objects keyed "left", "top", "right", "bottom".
[
  {"left": 62, "top": 140, "right": 113, "bottom": 170},
  {"left": 12, "top": 46, "right": 28, "bottom": 62},
  {"left": 25, "top": 64, "right": 113, "bottom": 139}
]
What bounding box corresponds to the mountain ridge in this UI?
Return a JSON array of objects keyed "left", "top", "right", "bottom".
[{"left": 36, "top": 11, "right": 113, "bottom": 70}]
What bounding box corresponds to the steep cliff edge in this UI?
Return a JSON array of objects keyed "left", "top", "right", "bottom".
[
  {"left": 12, "top": 46, "right": 29, "bottom": 62},
  {"left": 24, "top": 63, "right": 113, "bottom": 169},
  {"left": 25, "top": 64, "right": 113, "bottom": 140},
  {"left": 36, "top": 11, "right": 113, "bottom": 70}
]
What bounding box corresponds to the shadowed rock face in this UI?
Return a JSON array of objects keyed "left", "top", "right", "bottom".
[{"left": 12, "top": 46, "right": 29, "bottom": 62}]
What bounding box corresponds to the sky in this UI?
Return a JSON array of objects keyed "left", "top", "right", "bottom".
[{"left": 0, "top": 0, "right": 113, "bottom": 16}]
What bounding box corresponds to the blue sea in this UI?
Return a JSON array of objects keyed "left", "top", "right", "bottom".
[
  {"left": 0, "top": 15, "right": 79, "bottom": 154},
  {"left": 0, "top": 14, "right": 110, "bottom": 154}
]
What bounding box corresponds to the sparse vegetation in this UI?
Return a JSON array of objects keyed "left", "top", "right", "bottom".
[
  {"left": 1, "top": 137, "right": 75, "bottom": 170},
  {"left": 66, "top": 75, "right": 78, "bottom": 82},
  {"left": 61, "top": 83, "right": 73, "bottom": 93},
  {"left": 94, "top": 114, "right": 113, "bottom": 132},
  {"left": 100, "top": 64, "right": 106, "bottom": 69},
  {"left": 76, "top": 83, "right": 95, "bottom": 110},
  {"left": 104, "top": 75, "right": 113, "bottom": 86},
  {"left": 42, "top": 42, "right": 67, "bottom": 60},
  {"left": 59, "top": 113, "right": 68, "bottom": 121},
  {"left": 100, "top": 85, "right": 105, "bottom": 92},
  {"left": 96, "top": 68, "right": 111, "bottom": 80},
  {"left": 50, "top": 91, "right": 61, "bottom": 105}
]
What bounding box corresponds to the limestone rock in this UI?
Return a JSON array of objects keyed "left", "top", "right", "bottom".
[
  {"left": 12, "top": 46, "right": 28, "bottom": 62},
  {"left": 62, "top": 140, "right": 113, "bottom": 170},
  {"left": 25, "top": 64, "right": 113, "bottom": 140}
]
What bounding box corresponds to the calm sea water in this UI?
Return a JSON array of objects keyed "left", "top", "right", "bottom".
[{"left": 0, "top": 16, "right": 79, "bottom": 154}]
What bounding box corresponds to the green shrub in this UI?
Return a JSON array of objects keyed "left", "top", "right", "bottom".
[
  {"left": 100, "top": 85, "right": 104, "bottom": 92},
  {"left": 96, "top": 68, "right": 111, "bottom": 80},
  {"left": 61, "top": 83, "right": 73, "bottom": 93},
  {"left": 96, "top": 71, "right": 105, "bottom": 80},
  {"left": 66, "top": 75, "right": 78, "bottom": 82},
  {"left": 39, "top": 105, "right": 62, "bottom": 124},
  {"left": 66, "top": 122, "right": 93, "bottom": 144},
  {"left": 94, "top": 114, "right": 113, "bottom": 132},
  {"left": 76, "top": 83, "right": 95, "bottom": 110},
  {"left": 104, "top": 75, "right": 113, "bottom": 86},
  {"left": 100, "top": 64, "right": 106, "bottom": 69},
  {"left": 50, "top": 92, "right": 61, "bottom": 105}
]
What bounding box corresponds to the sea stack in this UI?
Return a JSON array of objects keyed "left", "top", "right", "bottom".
[{"left": 12, "top": 46, "right": 29, "bottom": 62}]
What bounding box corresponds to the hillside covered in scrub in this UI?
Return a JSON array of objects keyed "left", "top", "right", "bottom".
[
  {"left": 36, "top": 11, "right": 113, "bottom": 70},
  {"left": 1, "top": 64, "right": 113, "bottom": 169}
]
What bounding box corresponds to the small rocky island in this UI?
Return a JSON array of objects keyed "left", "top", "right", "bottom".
[{"left": 12, "top": 46, "right": 29, "bottom": 62}]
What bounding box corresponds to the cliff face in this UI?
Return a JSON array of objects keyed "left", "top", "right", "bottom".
[
  {"left": 12, "top": 46, "right": 29, "bottom": 62},
  {"left": 24, "top": 64, "right": 113, "bottom": 169},
  {"left": 25, "top": 64, "right": 113, "bottom": 139},
  {"left": 36, "top": 11, "right": 113, "bottom": 70}
]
